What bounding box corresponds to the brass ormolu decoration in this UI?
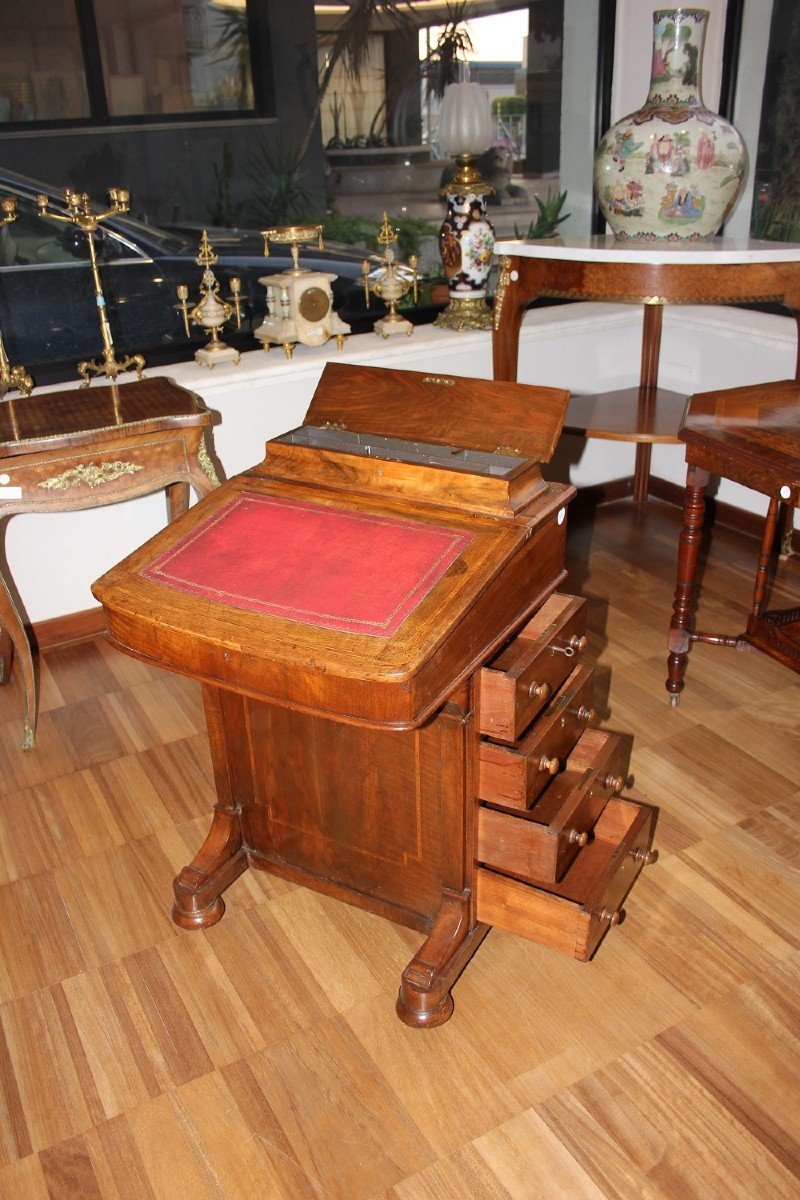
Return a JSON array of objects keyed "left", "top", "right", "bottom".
[
  {"left": 492, "top": 256, "right": 513, "bottom": 332},
  {"left": 35, "top": 188, "right": 146, "bottom": 387},
  {"left": 177, "top": 231, "right": 242, "bottom": 368},
  {"left": 360, "top": 212, "right": 419, "bottom": 339},
  {"left": 0, "top": 197, "right": 34, "bottom": 398},
  {"left": 255, "top": 224, "right": 350, "bottom": 358},
  {"left": 37, "top": 459, "right": 143, "bottom": 492},
  {"left": 197, "top": 438, "right": 221, "bottom": 487}
]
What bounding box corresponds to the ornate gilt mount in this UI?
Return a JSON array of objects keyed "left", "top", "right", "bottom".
[{"left": 37, "top": 460, "right": 143, "bottom": 492}]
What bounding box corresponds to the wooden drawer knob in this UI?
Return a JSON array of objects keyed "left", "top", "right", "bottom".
[
  {"left": 527, "top": 679, "right": 550, "bottom": 701},
  {"left": 577, "top": 705, "right": 595, "bottom": 725},
  {"left": 603, "top": 773, "right": 624, "bottom": 794},
  {"left": 538, "top": 754, "right": 560, "bottom": 776},
  {"left": 551, "top": 634, "right": 587, "bottom": 659},
  {"left": 628, "top": 846, "right": 657, "bottom": 865},
  {"left": 588, "top": 906, "right": 620, "bottom": 925},
  {"left": 567, "top": 828, "right": 589, "bottom": 846}
]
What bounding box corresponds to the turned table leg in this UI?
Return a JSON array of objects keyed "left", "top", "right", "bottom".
[
  {"left": 666, "top": 462, "right": 709, "bottom": 704},
  {"left": 633, "top": 303, "right": 664, "bottom": 505},
  {"left": 752, "top": 496, "right": 782, "bottom": 619}
]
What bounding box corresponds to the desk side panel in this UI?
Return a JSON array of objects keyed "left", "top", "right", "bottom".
[{"left": 240, "top": 698, "right": 470, "bottom": 929}]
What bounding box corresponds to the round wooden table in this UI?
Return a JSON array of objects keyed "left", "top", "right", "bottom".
[{"left": 491, "top": 236, "right": 800, "bottom": 503}]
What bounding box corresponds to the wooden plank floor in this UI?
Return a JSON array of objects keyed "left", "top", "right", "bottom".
[{"left": 0, "top": 500, "right": 798, "bottom": 1200}]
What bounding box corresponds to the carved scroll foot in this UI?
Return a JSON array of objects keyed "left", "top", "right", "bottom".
[
  {"left": 171, "top": 806, "right": 247, "bottom": 930},
  {"left": 396, "top": 887, "right": 489, "bottom": 1028}
]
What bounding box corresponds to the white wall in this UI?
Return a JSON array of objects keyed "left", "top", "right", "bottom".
[{"left": 5, "top": 303, "right": 796, "bottom": 625}]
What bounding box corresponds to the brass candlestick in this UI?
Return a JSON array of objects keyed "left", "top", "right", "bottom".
[
  {"left": 0, "top": 196, "right": 34, "bottom": 398},
  {"left": 35, "top": 187, "right": 145, "bottom": 386},
  {"left": 361, "top": 212, "right": 418, "bottom": 338},
  {"left": 176, "top": 231, "right": 242, "bottom": 368}
]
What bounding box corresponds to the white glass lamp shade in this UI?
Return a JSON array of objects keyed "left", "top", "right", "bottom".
[{"left": 438, "top": 83, "right": 493, "bottom": 157}]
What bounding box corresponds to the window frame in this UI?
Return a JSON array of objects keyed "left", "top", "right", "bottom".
[{"left": 0, "top": 0, "right": 276, "bottom": 132}]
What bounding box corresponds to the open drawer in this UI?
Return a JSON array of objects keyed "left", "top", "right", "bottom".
[
  {"left": 477, "top": 593, "right": 588, "bottom": 743},
  {"left": 478, "top": 663, "right": 596, "bottom": 809},
  {"left": 475, "top": 797, "right": 656, "bottom": 961},
  {"left": 477, "top": 728, "right": 628, "bottom": 883}
]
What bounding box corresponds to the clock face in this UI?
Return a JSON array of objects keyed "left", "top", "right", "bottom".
[{"left": 298, "top": 285, "right": 330, "bottom": 322}]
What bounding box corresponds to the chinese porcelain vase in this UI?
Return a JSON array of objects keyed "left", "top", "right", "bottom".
[{"left": 593, "top": 8, "right": 746, "bottom": 241}]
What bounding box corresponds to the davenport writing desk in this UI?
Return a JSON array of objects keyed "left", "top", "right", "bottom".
[
  {"left": 0, "top": 377, "right": 218, "bottom": 748},
  {"left": 667, "top": 379, "right": 800, "bottom": 701},
  {"left": 93, "top": 364, "right": 655, "bottom": 1027},
  {"left": 491, "top": 236, "right": 800, "bottom": 503}
]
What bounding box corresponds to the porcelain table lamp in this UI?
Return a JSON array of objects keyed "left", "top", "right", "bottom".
[{"left": 434, "top": 82, "right": 496, "bottom": 331}]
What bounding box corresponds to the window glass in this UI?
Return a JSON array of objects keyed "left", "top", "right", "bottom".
[
  {"left": 0, "top": 1, "right": 90, "bottom": 122},
  {"left": 321, "top": 4, "right": 563, "bottom": 211},
  {"left": 0, "top": 194, "right": 79, "bottom": 267},
  {"left": 95, "top": 0, "right": 256, "bottom": 117},
  {"left": 750, "top": 0, "right": 800, "bottom": 241}
]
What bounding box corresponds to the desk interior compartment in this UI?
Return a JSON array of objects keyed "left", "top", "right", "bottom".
[
  {"left": 477, "top": 593, "right": 587, "bottom": 741},
  {"left": 475, "top": 796, "right": 656, "bottom": 960}
]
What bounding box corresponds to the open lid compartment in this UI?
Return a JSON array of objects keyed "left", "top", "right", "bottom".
[{"left": 264, "top": 363, "right": 571, "bottom": 516}]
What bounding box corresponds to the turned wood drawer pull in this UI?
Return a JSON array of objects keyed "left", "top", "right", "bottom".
[
  {"left": 527, "top": 679, "right": 550, "bottom": 700},
  {"left": 604, "top": 773, "right": 624, "bottom": 794},
  {"left": 552, "top": 634, "right": 588, "bottom": 658},
  {"left": 577, "top": 705, "right": 596, "bottom": 724},
  {"left": 567, "top": 828, "right": 589, "bottom": 847},
  {"left": 587, "top": 906, "right": 620, "bottom": 925},
  {"left": 538, "top": 754, "right": 560, "bottom": 776},
  {"left": 628, "top": 846, "right": 657, "bottom": 865}
]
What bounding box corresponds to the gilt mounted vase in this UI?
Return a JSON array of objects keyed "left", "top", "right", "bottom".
[
  {"left": 434, "top": 188, "right": 496, "bottom": 330},
  {"left": 593, "top": 8, "right": 746, "bottom": 241}
]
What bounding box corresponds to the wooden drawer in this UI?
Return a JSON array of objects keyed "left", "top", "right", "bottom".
[
  {"left": 477, "top": 593, "right": 588, "bottom": 742},
  {"left": 475, "top": 796, "right": 656, "bottom": 961},
  {"left": 477, "top": 729, "right": 628, "bottom": 883},
  {"left": 478, "top": 663, "right": 596, "bottom": 809},
  {"left": 1, "top": 436, "right": 193, "bottom": 509}
]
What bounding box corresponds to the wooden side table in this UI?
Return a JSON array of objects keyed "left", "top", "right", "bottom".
[
  {"left": 0, "top": 376, "right": 219, "bottom": 748},
  {"left": 666, "top": 379, "right": 800, "bottom": 701},
  {"left": 491, "top": 236, "right": 800, "bottom": 503}
]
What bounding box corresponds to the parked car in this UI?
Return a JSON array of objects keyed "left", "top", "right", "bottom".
[{"left": 0, "top": 169, "right": 379, "bottom": 386}]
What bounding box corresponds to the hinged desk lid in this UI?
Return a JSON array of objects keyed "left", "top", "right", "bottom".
[{"left": 301, "top": 362, "right": 569, "bottom": 466}]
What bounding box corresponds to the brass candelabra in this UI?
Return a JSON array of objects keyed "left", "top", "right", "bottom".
[
  {"left": 176, "top": 231, "right": 242, "bottom": 368},
  {"left": 0, "top": 197, "right": 34, "bottom": 398},
  {"left": 35, "top": 187, "right": 146, "bottom": 387},
  {"left": 361, "top": 213, "right": 418, "bottom": 339}
]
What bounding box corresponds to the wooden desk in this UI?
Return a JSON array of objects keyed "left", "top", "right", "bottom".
[
  {"left": 0, "top": 377, "right": 218, "bottom": 747},
  {"left": 491, "top": 236, "right": 800, "bottom": 503},
  {"left": 93, "top": 364, "right": 656, "bottom": 1028},
  {"left": 666, "top": 379, "right": 800, "bottom": 701}
]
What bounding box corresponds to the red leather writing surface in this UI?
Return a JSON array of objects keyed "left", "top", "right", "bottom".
[{"left": 142, "top": 493, "right": 473, "bottom": 636}]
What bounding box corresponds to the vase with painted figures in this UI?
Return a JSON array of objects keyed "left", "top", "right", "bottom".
[{"left": 593, "top": 8, "right": 746, "bottom": 241}]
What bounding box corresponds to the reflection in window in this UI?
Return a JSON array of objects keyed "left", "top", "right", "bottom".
[
  {"left": 751, "top": 0, "right": 800, "bottom": 241},
  {"left": 0, "top": 1, "right": 90, "bottom": 122},
  {"left": 96, "top": 0, "right": 255, "bottom": 117}
]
